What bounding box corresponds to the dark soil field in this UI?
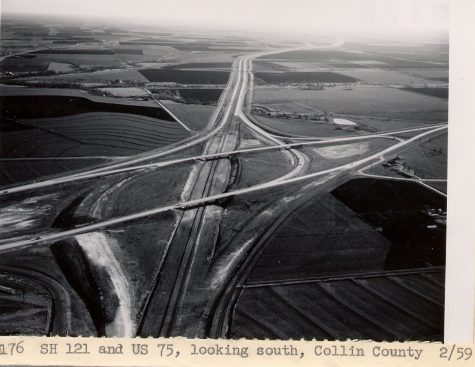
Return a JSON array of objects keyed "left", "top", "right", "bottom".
[
  {"left": 0, "top": 159, "right": 107, "bottom": 187},
  {"left": 255, "top": 71, "right": 358, "bottom": 83},
  {"left": 403, "top": 87, "right": 448, "bottom": 99},
  {"left": 138, "top": 69, "right": 229, "bottom": 84},
  {"left": 139, "top": 69, "right": 229, "bottom": 84},
  {"left": 52, "top": 38, "right": 100, "bottom": 44},
  {"left": 162, "top": 62, "right": 231, "bottom": 69},
  {"left": 246, "top": 192, "right": 392, "bottom": 282},
  {"left": 177, "top": 88, "right": 223, "bottom": 104},
  {"left": 332, "top": 178, "right": 446, "bottom": 269},
  {"left": 0, "top": 56, "right": 50, "bottom": 73},
  {"left": 1, "top": 95, "right": 174, "bottom": 121},
  {"left": 112, "top": 49, "right": 143, "bottom": 55}
]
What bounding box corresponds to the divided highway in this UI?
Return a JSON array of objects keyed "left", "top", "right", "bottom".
[{"left": 0, "top": 38, "right": 448, "bottom": 339}]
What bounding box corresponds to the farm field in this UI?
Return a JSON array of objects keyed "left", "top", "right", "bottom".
[
  {"left": 401, "top": 69, "right": 449, "bottom": 83},
  {"left": 138, "top": 69, "right": 230, "bottom": 84},
  {"left": 161, "top": 62, "right": 231, "bottom": 70},
  {"left": 2, "top": 111, "right": 189, "bottom": 157},
  {"left": 341, "top": 41, "right": 449, "bottom": 64},
  {"left": 252, "top": 60, "right": 291, "bottom": 72},
  {"left": 402, "top": 87, "right": 449, "bottom": 99},
  {"left": 246, "top": 178, "right": 446, "bottom": 283},
  {"left": 230, "top": 270, "right": 444, "bottom": 341},
  {"left": 261, "top": 48, "right": 446, "bottom": 69},
  {"left": 0, "top": 159, "right": 108, "bottom": 187},
  {"left": 0, "top": 89, "right": 193, "bottom": 185},
  {"left": 0, "top": 94, "right": 174, "bottom": 121},
  {"left": 332, "top": 178, "right": 446, "bottom": 268},
  {"left": 160, "top": 101, "right": 216, "bottom": 131},
  {"left": 336, "top": 69, "right": 437, "bottom": 85},
  {"left": 254, "top": 71, "right": 358, "bottom": 84},
  {"left": 270, "top": 60, "right": 370, "bottom": 70},
  {"left": 228, "top": 178, "right": 445, "bottom": 341},
  {"left": 0, "top": 55, "right": 51, "bottom": 73},
  {"left": 254, "top": 85, "right": 448, "bottom": 122},
  {"left": 96, "top": 87, "right": 149, "bottom": 97},
  {"left": 176, "top": 88, "right": 223, "bottom": 104},
  {"left": 55, "top": 69, "right": 149, "bottom": 83},
  {"left": 246, "top": 192, "right": 392, "bottom": 282}
]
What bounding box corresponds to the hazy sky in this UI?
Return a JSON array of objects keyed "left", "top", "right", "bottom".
[{"left": 1, "top": 0, "right": 449, "bottom": 36}]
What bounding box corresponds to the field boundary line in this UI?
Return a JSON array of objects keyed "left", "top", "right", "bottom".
[{"left": 144, "top": 88, "right": 193, "bottom": 132}]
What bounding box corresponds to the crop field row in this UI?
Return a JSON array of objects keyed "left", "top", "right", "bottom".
[
  {"left": 2, "top": 112, "right": 191, "bottom": 158},
  {"left": 229, "top": 178, "right": 445, "bottom": 340},
  {"left": 254, "top": 72, "right": 358, "bottom": 84},
  {"left": 1, "top": 95, "right": 174, "bottom": 121},
  {"left": 230, "top": 270, "right": 444, "bottom": 340},
  {"left": 138, "top": 68, "right": 230, "bottom": 84}
]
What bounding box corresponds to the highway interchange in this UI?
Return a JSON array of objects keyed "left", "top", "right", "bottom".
[{"left": 0, "top": 40, "right": 448, "bottom": 337}]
